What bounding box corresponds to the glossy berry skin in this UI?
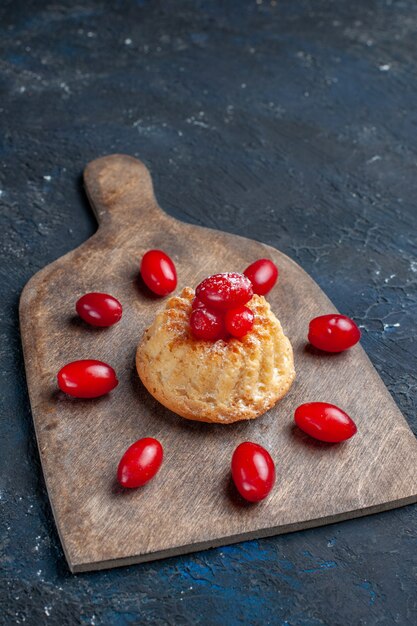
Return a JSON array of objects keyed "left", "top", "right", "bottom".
[
  {"left": 140, "top": 249, "right": 177, "bottom": 296},
  {"left": 191, "top": 297, "right": 205, "bottom": 310},
  {"left": 195, "top": 272, "right": 253, "bottom": 311},
  {"left": 225, "top": 305, "right": 254, "bottom": 339},
  {"left": 231, "top": 442, "right": 276, "bottom": 503},
  {"left": 295, "top": 402, "right": 357, "bottom": 443},
  {"left": 244, "top": 259, "right": 278, "bottom": 296},
  {"left": 308, "top": 314, "right": 361, "bottom": 352},
  {"left": 57, "top": 360, "right": 118, "bottom": 398},
  {"left": 190, "top": 306, "right": 226, "bottom": 341},
  {"left": 76, "top": 292, "right": 122, "bottom": 327},
  {"left": 117, "top": 438, "right": 163, "bottom": 489}
]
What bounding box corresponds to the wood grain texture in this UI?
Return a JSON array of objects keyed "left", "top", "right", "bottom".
[{"left": 20, "top": 154, "right": 417, "bottom": 573}]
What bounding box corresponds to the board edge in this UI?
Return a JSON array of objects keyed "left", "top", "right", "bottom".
[{"left": 70, "top": 494, "right": 417, "bottom": 573}]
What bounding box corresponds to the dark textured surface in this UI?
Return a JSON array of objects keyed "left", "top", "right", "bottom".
[{"left": 1, "top": 0, "right": 416, "bottom": 624}]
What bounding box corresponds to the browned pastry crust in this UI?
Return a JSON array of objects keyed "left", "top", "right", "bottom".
[{"left": 136, "top": 287, "right": 295, "bottom": 424}]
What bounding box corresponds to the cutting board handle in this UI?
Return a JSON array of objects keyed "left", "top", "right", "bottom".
[{"left": 84, "top": 154, "right": 164, "bottom": 227}]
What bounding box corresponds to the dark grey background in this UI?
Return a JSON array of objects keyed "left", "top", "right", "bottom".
[{"left": 1, "top": 1, "right": 416, "bottom": 624}]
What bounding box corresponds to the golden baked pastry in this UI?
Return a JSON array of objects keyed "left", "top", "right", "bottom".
[{"left": 136, "top": 287, "right": 295, "bottom": 424}]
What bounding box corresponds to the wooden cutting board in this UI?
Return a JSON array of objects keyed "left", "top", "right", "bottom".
[{"left": 20, "top": 154, "right": 417, "bottom": 573}]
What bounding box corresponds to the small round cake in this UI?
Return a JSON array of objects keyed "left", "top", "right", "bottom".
[{"left": 136, "top": 287, "right": 295, "bottom": 424}]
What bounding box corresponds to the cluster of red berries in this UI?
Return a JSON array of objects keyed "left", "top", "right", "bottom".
[
  {"left": 190, "top": 260, "right": 279, "bottom": 341},
  {"left": 56, "top": 248, "right": 361, "bottom": 502},
  {"left": 191, "top": 273, "right": 254, "bottom": 341}
]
